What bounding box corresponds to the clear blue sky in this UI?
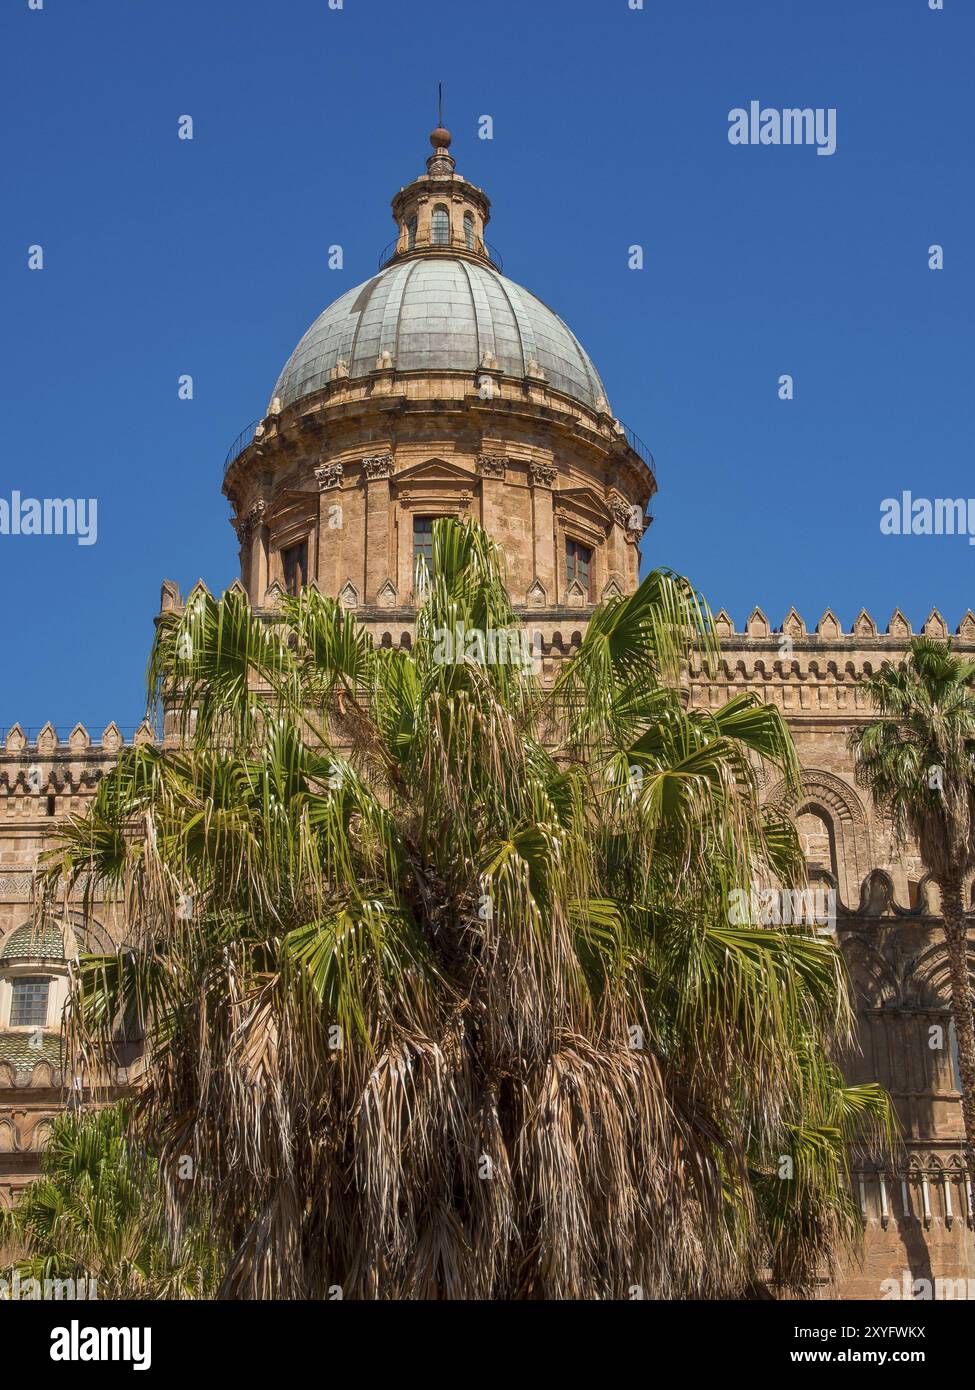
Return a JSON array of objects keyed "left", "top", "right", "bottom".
[{"left": 1, "top": 0, "right": 971, "bottom": 733}]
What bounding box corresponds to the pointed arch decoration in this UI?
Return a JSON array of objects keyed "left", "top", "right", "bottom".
[{"left": 766, "top": 769, "right": 872, "bottom": 904}]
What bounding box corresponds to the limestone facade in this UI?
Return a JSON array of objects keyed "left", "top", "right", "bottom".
[
  {"left": 692, "top": 608, "right": 975, "bottom": 1297},
  {"left": 1, "top": 128, "right": 972, "bottom": 1299},
  {"left": 0, "top": 723, "right": 142, "bottom": 1205}
]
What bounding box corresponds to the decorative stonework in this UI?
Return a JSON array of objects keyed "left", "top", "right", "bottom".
[
  {"left": 566, "top": 579, "right": 587, "bottom": 608},
  {"left": 362, "top": 454, "right": 394, "bottom": 481},
  {"left": 233, "top": 499, "right": 268, "bottom": 546},
  {"left": 610, "top": 495, "right": 644, "bottom": 537},
  {"left": 476, "top": 454, "right": 508, "bottom": 479},
  {"left": 853, "top": 608, "right": 877, "bottom": 638},
  {"left": 923, "top": 608, "right": 948, "bottom": 638},
  {"left": 781, "top": 607, "right": 806, "bottom": 639},
  {"left": 529, "top": 462, "right": 558, "bottom": 489},
  {"left": 746, "top": 607, "right": 771, "bottom": 638},
  {"left": 315, "top": 461, "right": 343, "bottom": 491},
  {"left": 817, "top": 608, "right": 842, "bottom": 639},
  {"left": 887, "top": 608, "right": 911, "bottom": 638}
]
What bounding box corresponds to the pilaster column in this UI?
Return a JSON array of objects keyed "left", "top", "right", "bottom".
[
  {"left": 315, "top": 461, "right": 344, "bottom": 596},
  {"left": 362, "top": 454, "right": 393, "bottom": 604},
  {"left": 528, "top": 462, "right": 558, "bottom": 602},
  {"left": 236, "top": 500, "right": 268, "bottom": 602},
  {"left": 476, "top": 454, "right": 508, "bottom": 538}
]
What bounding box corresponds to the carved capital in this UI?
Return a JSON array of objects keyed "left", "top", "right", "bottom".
[
  {"left": 362, "top": 453, "right": 394, "bottom": 481},
  {"left": 233, "top": 499, "right": 267, "bottom": 546},
  {"left": 529, "top": 462, "right": 558, "bottom": 489},
  {"left": 315, "top": 460, "right": 344, "bottom": 491},
  {"left": 610, "top": 495, "right": 646, "bottom": 537},
  {"left": 476, "top": 453, "right": 508, "bottom": 479}
]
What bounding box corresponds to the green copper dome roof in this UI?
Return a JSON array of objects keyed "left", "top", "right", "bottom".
[
  {"left": 272, "top": 256, "right": 610, "bottom": 413},
  {"left": 0, "top": 920, "right": 66, "bottom": 961}
]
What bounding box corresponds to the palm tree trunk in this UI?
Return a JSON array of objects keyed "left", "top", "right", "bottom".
[{"left": 940, "top": 879, "right": 975, "bottom": 1191}]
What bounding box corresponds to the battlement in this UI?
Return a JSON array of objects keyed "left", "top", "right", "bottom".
[
  {"left": 712, "top": 605, "right": 975, "bottom": 643},
  {"left": 0, "top": 721, "right": 154, "bottom": 764}
]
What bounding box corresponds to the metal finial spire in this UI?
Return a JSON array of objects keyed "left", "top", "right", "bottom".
[{"left": 437, "top": 81, "right": 443, "bottom": 129}]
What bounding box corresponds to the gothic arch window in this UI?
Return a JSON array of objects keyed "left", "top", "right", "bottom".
[
  {"left": 766, "top": 771, "right": 871, "bottom": 904},
  {"left": 431, "top": 205, "right": 450, "bottom": 246},
  {"left": 463, "top": 211, "right": 475, "bottom": 251},
  {"left": 796, "top": 803, "right": 839, "bottom": 881}
]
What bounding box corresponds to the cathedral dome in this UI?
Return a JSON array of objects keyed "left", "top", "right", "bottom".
[
  {"left": 272, "top": 256, "right": 610, "bottom": 414},
  {"left": 0, "top": 919, "right": 67, "bottom": 961}
]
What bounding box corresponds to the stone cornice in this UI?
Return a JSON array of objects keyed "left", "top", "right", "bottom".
[{"left": 224, "top": 378, "right": 655, "bottom": 506}]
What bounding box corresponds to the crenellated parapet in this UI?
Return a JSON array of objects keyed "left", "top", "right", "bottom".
[
  {"left": 0, "top": 720, "right": 155, "bottom": 811},
  {"left": 690, "top": 607, "right": 975, "bottom": 718},
  {"left": 710, "top": 604, "right": 974, "bottom": 643}
]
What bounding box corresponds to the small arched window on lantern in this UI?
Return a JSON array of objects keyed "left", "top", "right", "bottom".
[
  {"left": 463, "top": 211, "right": 475, "bottom": 251},
  {"left": 407, "top": 216, "right": 417, "bottom": 251},
  {"left": 431, "top": 204, "right": 450, "bottom": 246}
]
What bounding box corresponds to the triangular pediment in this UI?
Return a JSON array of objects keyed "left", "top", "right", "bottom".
[
  {"left": 557, "top": 485, "right": 613, "bottom": 524},
  {"left": 566, "top": 579, "right": 588, "bottom": 608},
  {"left": 392, "top": 458, "right": 474, "bottom": 488},
  {"left": 266, "top": 489, "right": 317, "bottom": 524}
]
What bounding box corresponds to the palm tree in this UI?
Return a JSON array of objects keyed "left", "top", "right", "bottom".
[
  {"left": 851, "top": 637, "right": 975, "bottom": 1187},
  {"left": 41, "top": 519, "right": 889, "bottom": 1299},
  {"left": 0, "top": 1103, "right": 220, "bottom": 1299}
]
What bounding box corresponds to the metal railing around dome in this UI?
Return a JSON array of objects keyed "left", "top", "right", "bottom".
[
  {"left": 618, "top": 421, "right": 656, "bottom": 479},
  {"left": 377, "top": 238, "right": 504, "bottom": 273},
  {"left": 224, "top": 418, "right": 262, "bottom": 473}
]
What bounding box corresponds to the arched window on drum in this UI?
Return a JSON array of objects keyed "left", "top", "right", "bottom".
[{"left": 431, "top": 204, "right": 450, "bottom": 246}]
